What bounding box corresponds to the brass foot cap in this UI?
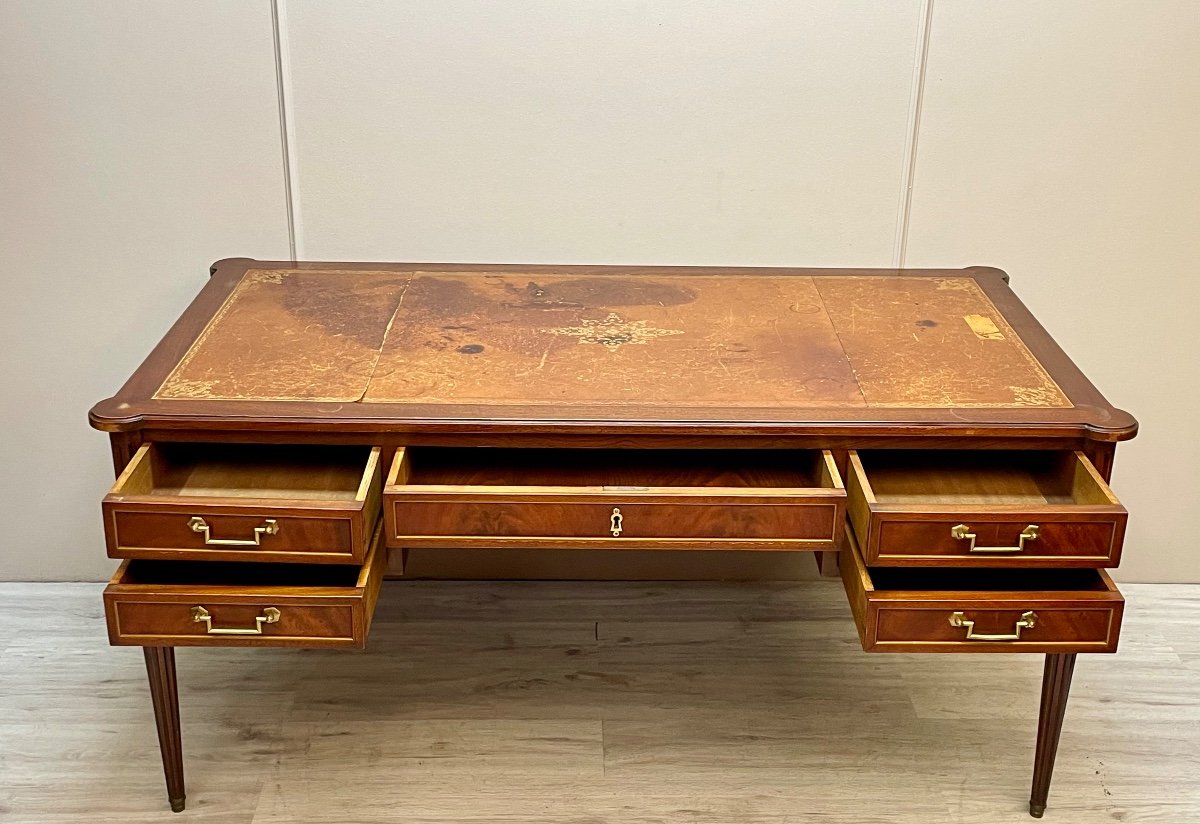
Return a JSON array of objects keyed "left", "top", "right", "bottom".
[
  {"left": 170, "top": 796, "right": 186, "bottom": 813},
  {"left": 1029, "top": 802, "right": 1046, "bottom": 818}
]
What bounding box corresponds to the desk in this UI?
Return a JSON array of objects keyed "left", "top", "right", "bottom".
[{"left": 90, "top": 260, "right": 1136, "bottom": 817}]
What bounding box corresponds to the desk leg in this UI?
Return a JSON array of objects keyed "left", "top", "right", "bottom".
[
  {"left": 1029, "top": 652, "right": 1075, "bottom": 818},
  {"left": 144, "top": 646, "right": 186, "bottom": 813}
]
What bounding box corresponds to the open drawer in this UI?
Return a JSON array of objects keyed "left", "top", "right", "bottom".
[
  {"left": 846, "top": 450, "right": 1127, "bottom": 567},
  {"left": 384, "top": 447, "right": 845, "bottom": 550},
  {"left": 840, "top": 528, "right": 1123, "bottom": 653},
  {"left": 103, "top": 522, "right": 386, "bottom": 648},
  {"left": 103, "top": 443, "right": 382, "bottom": 564}
]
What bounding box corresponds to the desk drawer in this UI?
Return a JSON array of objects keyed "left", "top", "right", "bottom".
[
  {"left": 103, "top": 443, "right": 382, "bottom": 564},
  {"left": 840, "top": 529, "right": 1123, "bottom": 653},
  {"left": 384, "top": 447, "right": 845, "bottom": 550},
  {"left": 846, "top": 450, "right": 1126, "bottom": 567},
  {"left": 103, "top": 524, "right": 386, "bottom": 648}
]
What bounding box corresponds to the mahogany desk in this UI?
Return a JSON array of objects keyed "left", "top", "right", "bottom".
[{"left": 90, "top": 260, "right": 1137, "bottom": 817}]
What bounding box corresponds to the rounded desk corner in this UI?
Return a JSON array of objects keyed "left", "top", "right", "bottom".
[
  {"left": 961, "top": 265, "right": 1011, "bottom": 284},
  {"left": 208, "top": 257, "right": 261, "bottom": 278},
  {"left": 89, "top": 397, "right": 145, "bottom": 433},
  {"left": 1083, "top": 407, "right": 1139, "bottom": 442}
]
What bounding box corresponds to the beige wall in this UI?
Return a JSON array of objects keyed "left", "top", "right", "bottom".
[
  {"left": 902, "top": 1, "right": 1200, "bottom": 583},
  {"left": 284, "top": 1, "right": 921, "bottom": 264},
  {"left": 1, "top": 1, "right": 1196, "bottom": 582},
  {"left": 0, "top": 1, "right": 291, "bottom": 581}
]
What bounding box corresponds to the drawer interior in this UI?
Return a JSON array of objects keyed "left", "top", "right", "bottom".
[
  {"left": 398, "top": 447, "right": 832, "bottom": 489},
  {"left": 854, "top": 450, "right": 1116, "bottom": 506},
  {"left": 117, "top": 443, "right": 374, "bottom": 501},
  {"left": 865, "top": 565, "right": 1113, "bottom": 594},
  {"left": 114, "top": 558, "right": 364, "bottom": 588}
]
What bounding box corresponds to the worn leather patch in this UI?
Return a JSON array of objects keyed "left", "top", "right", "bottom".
[{"left": 155, "top": 270, "right": 1069, "bottom": 410}]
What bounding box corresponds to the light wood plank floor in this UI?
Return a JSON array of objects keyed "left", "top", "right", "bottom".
[{"left": 1, "top": 580, "right": 1197, "bottom": 823}]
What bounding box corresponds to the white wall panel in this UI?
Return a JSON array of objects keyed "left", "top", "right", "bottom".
[
  {"left": 904, "top": 1, "right": 1200, "bottom": 582},
  {"left": 0, "top": 1, "right": 290, "bottom": 580},
  {"left": 285, "top": 0, "right": 924, "bottom": 265},
  {"left": 2, "top": 1, "right": 1195, "bottom": 583}
]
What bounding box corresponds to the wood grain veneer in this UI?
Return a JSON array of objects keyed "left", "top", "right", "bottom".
[
  {"left": 103, "top": 443, "right": 381, "bottom": 564},
  {"left": 846, "top": 450, "right": 1127, "bottom": 567},
  {"left": 87, "top": 260, "right": 1140, "bottom": 818},
  {"left": 103, "top": 523, "right": 386, "bottom": 648},
  {"left": 385, "top": 447, "right": 845, "bottom": 550},
  {"left": 840, "top": 528, "right": 1123, "bottom": 653}
]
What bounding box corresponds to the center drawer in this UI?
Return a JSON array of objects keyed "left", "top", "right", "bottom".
[{"left": 384, "top": 447, "right": 846, "bottom": 550}]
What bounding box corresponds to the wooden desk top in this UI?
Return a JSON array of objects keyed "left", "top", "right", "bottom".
[{"left": 90, "top": 259, "right": 1135, "bottom": 440}]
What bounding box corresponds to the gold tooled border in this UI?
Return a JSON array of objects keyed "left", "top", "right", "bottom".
[
  {"left": 156, "top": 271, "right": 1071, "bottom": 409},
  {"left": 817, "top": 276, "right": 1072, "bottom": 410},
  {"left": 155, "top": 269, "right": 410, "bottom": 403}
]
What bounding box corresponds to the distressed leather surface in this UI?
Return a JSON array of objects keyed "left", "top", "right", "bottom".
[{"left": 155, "top": 269, "right": 1069, "bottom": 410}]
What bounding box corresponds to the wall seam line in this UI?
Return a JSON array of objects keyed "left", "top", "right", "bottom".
[
  {"left": 893, "top": 0, "right": 935, "bottom": 269},
  {"left": 271, "top": 0, "right": 302, "bottom": 260}
]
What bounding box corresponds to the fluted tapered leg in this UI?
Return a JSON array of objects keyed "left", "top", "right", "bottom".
[
  {"left": 143, "top": 646, "right": 186, "bottom": 812},
  {"left": 1029, "top": 653, "right": 1076, "bottom": 818}
]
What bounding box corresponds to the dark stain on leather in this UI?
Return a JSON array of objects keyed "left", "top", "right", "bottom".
[
  {"left": 502, "top": 278, "right": 697, "bottom": 310},
  {"left": 404, "top": 276, "right": 493, "bottom": 316},
  {"left": 278, "top": 275, "right": 404, "bottom": 348}
]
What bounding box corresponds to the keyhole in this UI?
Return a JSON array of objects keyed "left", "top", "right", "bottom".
[{"left": 610, "top": 507, "right": 623, "bottom": 537}]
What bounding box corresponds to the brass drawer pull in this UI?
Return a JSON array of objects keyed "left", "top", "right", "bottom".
[
  {"left": 188, "top": 516, "right": 279, "bottom": 547},
  {"left": 610, "top": 507, "right": 623, "bottom": 537},
  {"left": 191, "top": 605, "right": 281, "bottom": 636},
  {"left": 949, "top": 610, "right": 1037, "bottom": 641},
  {"left": 950, "top": 523, "right": 1039, "bottom": 553}
]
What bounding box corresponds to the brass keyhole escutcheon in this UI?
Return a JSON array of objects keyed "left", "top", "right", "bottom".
[{"left": 610, "top": 507, "right": 623, "bottom": 537}]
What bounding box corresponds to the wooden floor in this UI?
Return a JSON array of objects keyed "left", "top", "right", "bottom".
[{"left": 1, "top": 580, "right": 1198, "bottom": 823}]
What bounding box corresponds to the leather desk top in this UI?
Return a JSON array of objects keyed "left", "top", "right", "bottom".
[{"left": 89, "top": 260, "right": 1135, "bottom": 440}]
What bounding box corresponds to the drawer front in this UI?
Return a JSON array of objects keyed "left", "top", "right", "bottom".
[
  {"left": 388, "top": 496, "right": 844, "bottom": 550},
  {"left": 875, "top": 605, "right": 1117, "bottom": 648},
  {"left": 108, "top": 599, "right": 358, "bottom": 646},
  {"left": 103, "top": 527, "right": 386, "bottom": 649},
  {"left": 385, "top": 448, "right": 846, "bottom": 550},
  {"left": 102, "top": 444, "right": 382, "bottom": 564},
  {"left": 868, "top": 516, "right": 1123, "bottom": 566},
  {"left": 847, "top": 450, "right": 1127, "bottom": 568},
  {"left": 105, "top": 506, "right": 366, "bottom": 563},
  {"left": 840, "top": 530, "right": 1123, "bottom": 654}
]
